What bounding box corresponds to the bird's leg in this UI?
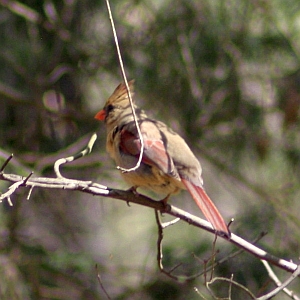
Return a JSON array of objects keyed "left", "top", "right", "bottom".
[
  {"left": 160, "top": 194, "right": 171, "bottom": 206},
  {"left": 125, "top": 186, "right": 139, "bottom": 207},
  {"left": 127, "top": 186, "right": 139, "bottom": 195}
]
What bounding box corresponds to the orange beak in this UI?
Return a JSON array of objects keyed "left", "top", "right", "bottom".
[{"left": 94, "top": 109, "right": 106, "bottom": 121}]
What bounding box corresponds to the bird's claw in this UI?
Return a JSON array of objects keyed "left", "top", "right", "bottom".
[{"left": 127, "top": 186, "right": 139, "bottom": 195}]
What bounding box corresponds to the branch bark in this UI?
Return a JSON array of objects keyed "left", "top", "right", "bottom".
[{"left": 0, "top": 171, "right": 298, "bottom": 276}]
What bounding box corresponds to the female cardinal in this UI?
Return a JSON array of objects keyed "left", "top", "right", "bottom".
[{"left": 95, "top": 81, "right": 230, "bottom": 236}]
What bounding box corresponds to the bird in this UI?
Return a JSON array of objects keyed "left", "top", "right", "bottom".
[{"left": 95, "top": 80, "right": 230, "bottom": 236}]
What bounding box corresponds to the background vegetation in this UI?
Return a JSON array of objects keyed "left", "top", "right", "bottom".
[{"left": 0, "top": 0, "right": 300, "bottom": 299}]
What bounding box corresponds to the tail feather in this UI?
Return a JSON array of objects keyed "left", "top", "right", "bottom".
[{"left": 182, "top": 179, "right": 230, "bottom": 236}]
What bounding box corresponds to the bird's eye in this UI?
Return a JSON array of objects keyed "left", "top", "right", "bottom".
[{"left": 106, "top": 104, "right": 114, "bottom": 114}]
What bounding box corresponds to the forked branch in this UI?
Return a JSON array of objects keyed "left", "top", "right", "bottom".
[{"left": 0, "top": 135, "right": 299, "bottom": 282}]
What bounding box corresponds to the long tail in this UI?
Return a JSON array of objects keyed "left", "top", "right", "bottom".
[{"left": 182, "top": 179, "right": 230, "bottom": 237}]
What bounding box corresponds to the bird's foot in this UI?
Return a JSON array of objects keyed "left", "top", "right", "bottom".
[
  {"left": 127, "top": 186, "right": 139, "bottom": 195},
  {"left": 159, "top": 194, "right": 171, "bottom": 211}
]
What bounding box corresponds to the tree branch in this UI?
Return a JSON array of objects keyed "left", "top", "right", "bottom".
[
  {"left": 259, "top": 261, "right": 300, "bottom": 300},
  {"left": 0, "top": 170, "right": 298, "bottom": 276}
]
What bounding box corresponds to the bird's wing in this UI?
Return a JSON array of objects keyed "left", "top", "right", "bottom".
[{"left": 119, "top": 121, "right": 179, "bottom": 178}]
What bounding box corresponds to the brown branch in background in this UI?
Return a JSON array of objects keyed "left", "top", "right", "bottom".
[
  {"left": 95, "top": 264, "right": 112, "bottom": 300},
  {"left": 195, "top": 231, "right": 268, "bottom": 278},
  {"left": 177, "top": 24, "right": 203, "bottom": 103},
  {"left": 0, "top": 0, "right": 70, "bottom": 40},
  {"left": 104, "top": 0, "right": 145, "bottom": 173},
  {"left": 0, "top": 81, "right": 29, "bottom": 103},
  {"left": 208, "top": 236, "right": 219, "bottom": 282},
  {"left": 154, "top": 210, "right": 181, "bottom": 281}
]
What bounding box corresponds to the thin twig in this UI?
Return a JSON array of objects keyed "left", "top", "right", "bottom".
[
  {"left": 207, "top": 235, "right": 218, "bottom": 282},
  {"left": 195, "top": 231, "right": 268, "bottom": 278},
  {"left": 0, "top": 171, "right": 34, "bottom": 205},
  {"left": 104, "top": 0, "right": 145, "bottom": 173},
  {"left": 7, "top": 196, "right": 13, "bottom": 206},
  {"left": 166, "top": 205, "right": 298, "bottom": 274},
  {"left": 154, "top": 210, "right": 180, "bottom": 280},
  {"left": 27, "top": 185, "right": 34, "bottom": 200},
  {"left": 0, "top": 153, "right": 14, "bottom": 172},
  {"left": 207, "top": 276, "right": 256, "bottom": 299},
  {"left": 161, "top": 217, "right": 180, "bottom": 228},
  {"left": 258, "top": 261, "right": 300, "bottom": 300},
  {"left": 54, "top": 133, "right": 97, "bottom": 178},
  {"left": 193, "top": 287, "right": 207, "bottom": 299},
  {"left": 95, "top": 264, "right": 112, "bottom": 300},
  {"left": 228, "top": 274, "right": 234, "bottom": 299}
]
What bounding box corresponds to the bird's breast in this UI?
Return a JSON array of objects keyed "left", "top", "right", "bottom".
[{"left": 120, "top": 159, "right": 184, "bottom": 195}]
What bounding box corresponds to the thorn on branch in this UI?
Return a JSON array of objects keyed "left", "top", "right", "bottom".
[
  {"left": 227, "top": 218, "right": 234, "bottom": 229},
  {"left": 0, "top": 154, "right": 14, "bottom": 172},
  {"left": 27, "top": 186, "right": 34, "bottom": 200},
  {"left": 161, "top": 217, "right": 180, "bottom": 229},
  {"left": 0, "top": 171, "right": 34, "bottom": 205},
  {"left": 23, "top": 171, "right": 33, "bottom": 185},
  {"left": 7, "top": 196, "right": 13, "bottom": 206}
]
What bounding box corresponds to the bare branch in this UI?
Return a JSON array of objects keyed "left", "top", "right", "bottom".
[
  {"left": 0, "top": 0, "right": 70, "bottom": 41},
  {"left": 161, "top": 217, "right": 180, "bottom": 229},
  {"left": 154, "top": 210, "right": 180, "bottom": 280},
  {"left": 207, "top": 276, "right": 256, "bottom": 299},
  {"left": 104, "top": 0, "right": 145, "bottom": 173},
  {"left": 258, "top": 261, "right": 300, "bottom": 300},
  {"left": 195, "top": 232, "right": 268, "bottom": 278},
  {"left": 0, "top": 165, "right": 298, "bottom": 276},
  {"left": 0, "top": 81, "right": 29, "bottom": 103},
  {"left": 166, "top": 205, "right": 298, "bottom": 274},
  {"left": 27, "top": 185, "right": 34, "bottom": 200},
  {"left": 54, "top": 133, "right": 97, "bottom": 178},
  {"left": 0, "top": 171, "right": 33, "bottom": 205},
  {"left": 95, "top": 264, "right": 112, "bottom": 300}
]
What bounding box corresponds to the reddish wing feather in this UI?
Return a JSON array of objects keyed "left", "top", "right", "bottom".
[
  {"left": 119, "top": 129, "right": 141, "bottom": 156},
  {"left": 119, "top": 127, "right": 172, "bottom": 174},
  {"left": 143, "top": 140, "right": 172, "bottom": 174}
]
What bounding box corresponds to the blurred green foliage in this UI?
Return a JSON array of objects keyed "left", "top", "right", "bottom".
[{"left": 1, "top": 0, "right": 300, "bottom": 299}]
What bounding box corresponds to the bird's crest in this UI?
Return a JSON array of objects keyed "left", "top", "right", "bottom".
[{"left": 105, "top": 80, "right": 135, "bottom": 107}]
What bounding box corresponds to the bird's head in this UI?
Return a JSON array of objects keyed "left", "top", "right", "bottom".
[{"left": 94, "top": 80, "right": 135, "bottom": 126}]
